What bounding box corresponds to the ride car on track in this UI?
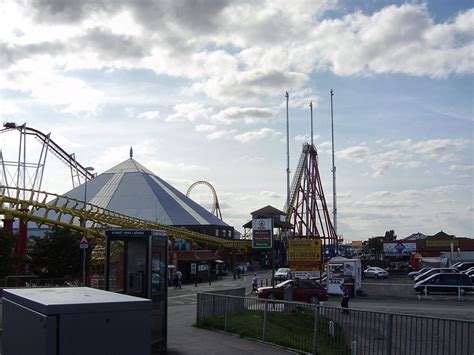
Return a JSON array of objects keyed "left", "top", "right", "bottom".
[
  {"left": 413, "top": 273, "right": 472, "bottom": 294},
  {"left": 256, "top": 279, "right": 328, "bottom": 304},
  {"left": 364, "top": 267, "right": 389, "bottom": 279}
]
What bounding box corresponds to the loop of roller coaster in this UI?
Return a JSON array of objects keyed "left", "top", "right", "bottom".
[{"left": 186, "top": 180, "right": 223, "bottom": 220}]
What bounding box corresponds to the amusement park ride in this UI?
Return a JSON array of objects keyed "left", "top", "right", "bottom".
[{"left": 0, "top": 115, "right": 338, "bottom": 269}]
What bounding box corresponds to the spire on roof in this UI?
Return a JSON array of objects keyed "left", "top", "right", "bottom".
[{"left": 130, "top": 147, "right": 133, "bottom": 158}]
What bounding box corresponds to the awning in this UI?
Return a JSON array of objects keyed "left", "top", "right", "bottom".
[{"left": 177, "top": 250, "right": 218, "bottom": 262}]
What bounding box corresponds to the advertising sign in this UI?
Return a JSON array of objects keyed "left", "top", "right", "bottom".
[
  {"left": 383, "top": 242, "right": 416, "bottom": 256},
  {"left": 252, "top": 218, "right": 273, "bottom": 249},
  {"left": 288, "top": 239, "right": 322, "bottom": 271}
]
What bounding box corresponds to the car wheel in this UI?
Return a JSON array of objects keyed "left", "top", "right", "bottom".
[
  {"left": 309, "top": 296, "right": 320, "bottom": 304},
  {"left": 374, "top": 274, "right": 379, "bottom": 279}
]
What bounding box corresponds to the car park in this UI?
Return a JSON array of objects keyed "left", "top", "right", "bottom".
[
  {"left": 413, "top": 273, "right": 472, "bottom": 294},
  {"left": 256, "top": 279, "right": 328, "bottom": 304},
  {"left": 408, "top": 268, "right": 432, "bottom": 279},
  {"left": 364, "top": 267, "right": 389, "bottom": 279},
  {"left": 414, "top": 268, "right": 459, "bottom": 283},
  {"left": 274, "top": 268, "right": 292, "bottom": 282}
]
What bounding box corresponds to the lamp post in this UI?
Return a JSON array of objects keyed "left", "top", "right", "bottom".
[{"left": 82, "top": 166, "right": 95, "bottom": 286}]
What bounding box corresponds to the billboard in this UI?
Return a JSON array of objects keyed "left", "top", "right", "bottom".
[
  {"left": 288, "top": 239, "right": 322, "bottom": 271},
  {"left": 252, "top": 218, "right": 273, "bottom": 249},
  {"left": 383, "top": 242, "right": 417, "bottom": 256}
]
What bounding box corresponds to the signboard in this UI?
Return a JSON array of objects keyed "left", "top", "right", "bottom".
[
  {"left": 191, "top": 263, "right": 197, "bottom": 275},
  {"left": 252, "top": 218, "right": 273, "bottom": 249},
  {"left": 288, "top": 239, "right": 322, "bottom": 271},
  {"left": 80, "top": 236, "right": 89, "bottom": 249},
  {"left": 383, "top": 242, "right": 416, "bottom": 256},
  {"left": 425, "top": 240, "right": 458, "bottom": 248},
  {"left": 351, "top": 240, "right": 363, "bottom": 248}
]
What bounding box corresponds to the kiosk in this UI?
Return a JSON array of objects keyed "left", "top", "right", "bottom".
[
  {"left": 327, "top": 257, "right": 362, "bottom": 296},
  {"left": 105, "top": 229, "right": 168, "bottom": 353}
]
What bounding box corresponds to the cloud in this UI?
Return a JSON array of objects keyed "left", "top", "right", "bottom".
[
  {"left": 166, "top": 103, "right": 213, "bottom": 122},
  {"left": 192, "top": 69, "right": 310, "bottom": 102},
  {"left": 337, "top": 146, "right": 370, "bottom": 162},
  {"left": 206, "top": 129, "right": 237, "bottom": 140},
  {"left": 76, "top": 27, "right": 148, "bottom": 60},
  {"left": 138, "top": 110, "right": 160, "bottom": 120},
  {"left": 195, "top": 124, "right": 216, "bottom": 132},
  {"left": 234, "top": 128, "right": 281, "bottom": 143},
  {"left": 211, "top": 107, "right": 276, "bottom": 125}
]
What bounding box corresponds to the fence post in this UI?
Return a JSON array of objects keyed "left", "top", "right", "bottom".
[
  {"left": 224, "top": 296, "right": 228, "bottom": 332},
  {"left": 457, "top": 286, "right": 461, "bottom": 301},
  {"left": 385, "top": 313, "right": 393, "bottom": 355},
  {"left": 351, "top": 340, "right": 357, "bottom": 355},
  {"left": 196, "top": 293, "right": 201, "bottom": 321},
  {"left": 263, "top": 300, "right": 268, "bottom": 342},
  {"left": 312, "top": 306, "right": 319, "bottom": 354}
]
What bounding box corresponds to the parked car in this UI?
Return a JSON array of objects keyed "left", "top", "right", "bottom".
[
  {"left": 364, "top": 267, "right": 388, "bottom": 279},
  {"left": 408, "top": 268, "right": 432, "bottom": 279},
  {"left": 256, "top": 279, "right": 328, "bottom": 304},
  {"left": 453, "top": 261, "right": 474, "bottom": 272},
  {"left": 462, "top": 268, "right": 474, "bottom": 277},
  {"left": 414, "top": 268, "right": 459, "bottom": 283},
  {"left": 413, "top": 273, "right": 472, "bottom": 294},
  {"left": 274, "top": 268, "right": 292, "bottom": 282}
]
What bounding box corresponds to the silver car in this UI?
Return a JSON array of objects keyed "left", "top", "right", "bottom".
[{"left": 364, "top": 267, "right": 389, "bottom": 279}]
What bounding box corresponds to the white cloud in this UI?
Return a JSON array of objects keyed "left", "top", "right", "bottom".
[
  {"left": 206, "top": 129, "right": 237, "bottom": 140},
  {"left": 166, "top": 102, "right": 213, "bottom": 122},
  {"left": 337, "top": 146, "right": 370, "bottom": 162},
  {"left": 138, "top": 110, "right": 160, "bottom": 120},
  {"left": 211, "top": 107, "right": 276, "bottom": 125},
  {"left": 234, "top": 128, "right": 281, "bottom": 143},
  {"left": 195, "top": 124, "right": 216, "bottom": 132}
]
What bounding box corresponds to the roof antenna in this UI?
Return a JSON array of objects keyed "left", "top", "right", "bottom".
[{"left": 130, "top": 147, "right": 133, "bottom": 158}]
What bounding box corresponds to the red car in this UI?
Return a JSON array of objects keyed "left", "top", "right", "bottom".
[{"left": 256, "top": 279, "right": 328, "bottom": 304}]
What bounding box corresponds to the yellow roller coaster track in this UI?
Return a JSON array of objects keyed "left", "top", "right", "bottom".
[{"left": 0, "top": 186, "right": 250, "bottom": 250}]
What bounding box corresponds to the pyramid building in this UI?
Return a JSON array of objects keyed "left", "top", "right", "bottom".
[{"left": 58, "top": 157, "right": 234, "bottom": 239}]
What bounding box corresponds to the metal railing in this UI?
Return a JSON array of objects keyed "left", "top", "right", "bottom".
[
  {"left": 196, "top": 293, "right": 474, "bottom": 355},
  {"left": 416, "top": 284, "right": 474, "bottom": 300}
]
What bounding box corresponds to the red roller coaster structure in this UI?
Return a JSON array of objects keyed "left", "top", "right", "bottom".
[
  {"left": 186, "top": 180, "right": 223, "bottom": 220},
  {"left": 285, "top": 143, "right": 338, "bottom": 256}
]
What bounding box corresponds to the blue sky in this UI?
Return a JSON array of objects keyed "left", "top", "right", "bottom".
[{"left": 0, "top": 0, "right": 472, "bottom": 241}]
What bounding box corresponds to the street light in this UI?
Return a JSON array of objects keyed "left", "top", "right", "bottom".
[{"left": 82, "top": 166, "right": 95, "bottom": 286}]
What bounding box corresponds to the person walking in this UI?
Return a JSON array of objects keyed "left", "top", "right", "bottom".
[
  {"left": 176, "top": 270, "right": 183, "bottom": 289},
  {"left": 251, "top": 273, "right": 258, "bottom": 294},
  {"left": 341, "top": 284, "right": 350, "bottom": 314}
]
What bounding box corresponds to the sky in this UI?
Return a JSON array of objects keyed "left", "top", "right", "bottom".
[{"left": 0, "top": 0, "right": 473, "bottom": 242}]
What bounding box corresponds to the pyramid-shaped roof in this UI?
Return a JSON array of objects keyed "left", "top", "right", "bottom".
[{"left": 61, "top": 158, "right": 229, "bottom": 227}]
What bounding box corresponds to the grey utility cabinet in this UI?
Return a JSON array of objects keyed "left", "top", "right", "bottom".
[{"left": 2, "top": 287, "right": 151, "bottom": 355}]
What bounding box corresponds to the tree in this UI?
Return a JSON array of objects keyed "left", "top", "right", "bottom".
[
  {"left": 384, "top": 230, "right": 397, "bottom": 241},
  {"left": 27, "top": 228, "right": 84, "bottom": 279},
  {"left": 0, "top": 229, "right": 20, "bottom": 279}
]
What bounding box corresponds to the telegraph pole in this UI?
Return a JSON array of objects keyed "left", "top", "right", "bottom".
[
  {"left": 310, "top": 101, "right": 314, "bottom": 146},
  {"left": 286, "top": 92, "right": 290, "bottom": 208},
  {"left": 330, "top": 89, "right": 337, "bottom": 239}
]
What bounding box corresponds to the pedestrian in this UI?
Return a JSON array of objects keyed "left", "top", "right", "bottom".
[
  {"left": 173, "top": 272, "right": 178, "bottom": 289},
  {"left": 341, "top": 284, "right": 350, "bottom": 314},
  {"left": 251, "top": 273, "right": 258, "bottom": 293},
  {"left": 176, "top": 270, "right": 183, "bottom": 289}
]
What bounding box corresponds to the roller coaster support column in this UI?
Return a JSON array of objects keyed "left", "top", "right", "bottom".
[
  {"left": 2, "top": 211, "right": 14, "bottom": 236},
  {"left": 16, "top": 203, "right": 29, "bottom": 274}
]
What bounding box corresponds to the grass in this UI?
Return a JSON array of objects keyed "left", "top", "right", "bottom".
[{"left": 195, "top": 305, "right": 350, "bottom": 354}]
